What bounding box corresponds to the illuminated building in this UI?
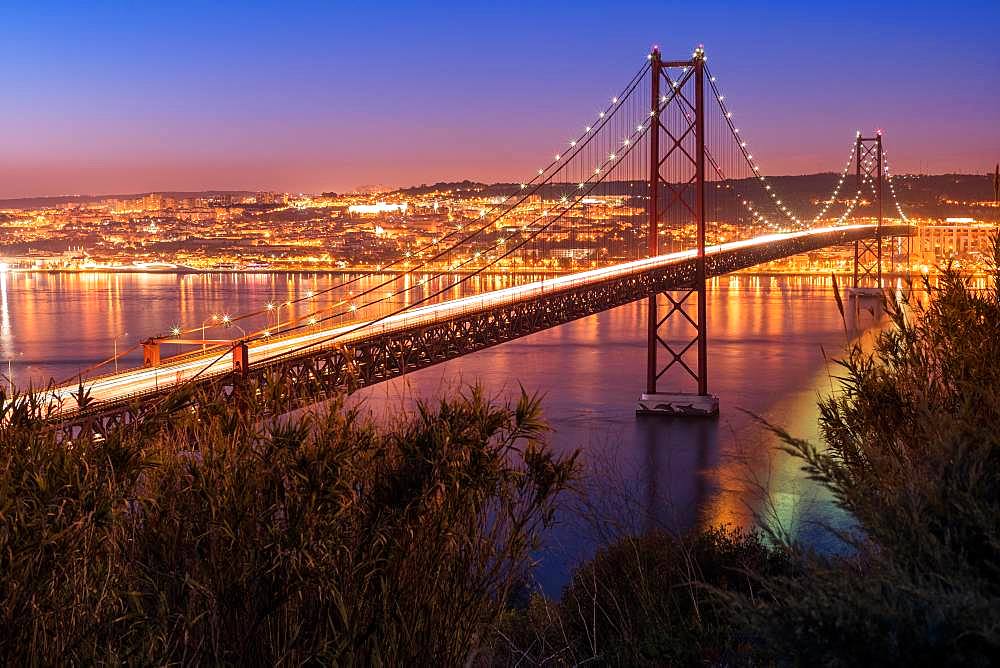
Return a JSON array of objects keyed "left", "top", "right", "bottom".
[
  {"left": 915, "top": 219, "right": 997, "bottom": 265},
  {"left": 347, "top": 202, "right": 409, "bottom": 216}
]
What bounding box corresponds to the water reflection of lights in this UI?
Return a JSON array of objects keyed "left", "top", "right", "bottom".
[{"left": 0, "top": 271, "right": 10, "bottom": 341}]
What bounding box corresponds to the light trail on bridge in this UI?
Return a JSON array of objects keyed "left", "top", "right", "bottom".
[{"left": 46, "top": 223, "right": 906, "bottom": 414}]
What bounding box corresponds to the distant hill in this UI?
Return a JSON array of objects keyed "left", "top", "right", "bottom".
[
  {"left": 0, "top": 191, "right": 256, "bottom": 209},
  {"left": 1, "top": 174, "right": 996, "bottom": 222},
  {"left": 393, "top": 180, "right": 491, "bottom": 196},
  {"left": 390, "top": 173, "right": 999, "bottom": 221}
]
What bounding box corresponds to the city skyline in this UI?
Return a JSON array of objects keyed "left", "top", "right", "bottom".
[{"left": 2, "top": 0, "right": 998, "bottom": 198}]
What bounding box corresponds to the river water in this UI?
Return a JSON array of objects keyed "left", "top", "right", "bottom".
[{"left": 1, "top": 270, "right": 885, "bottom": 593}]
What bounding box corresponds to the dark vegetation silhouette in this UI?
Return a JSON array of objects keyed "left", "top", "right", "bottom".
[{"left": 0, "top": 384, "right": 577, "bottom": 664}]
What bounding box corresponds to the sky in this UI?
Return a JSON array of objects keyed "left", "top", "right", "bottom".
[{"left": 1, "top": 0, "right": 998, "bottom": 198}]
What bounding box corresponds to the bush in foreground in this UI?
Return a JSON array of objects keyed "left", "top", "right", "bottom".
[
  {"left": 494, "top": 526, "right": 789, "bottom": 665},
  {"left": 0, "top": 385, "right": 577, "bottom": 664},
  {"left": 736, "top": 245, "right": 1000, "bottom": 664}
]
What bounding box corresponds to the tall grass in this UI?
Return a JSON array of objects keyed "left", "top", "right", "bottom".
[
  {"left": 493, "top": 526, "right": 789, "bottom": 665},
  {"left": 0, "top": 383, "right": 577, "bottom": 664}
]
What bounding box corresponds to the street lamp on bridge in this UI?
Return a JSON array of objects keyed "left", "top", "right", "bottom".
[
  {"left": 222, "top": 314, "right": 246, "bottom": 339},
  {"left": 201, "top": 314, "right": 220, "bottom": 350},
  {"left": 113, "top": 331, "right": 128, "bottom": 373},
  {"left": 267, "top": 301, "right": 293, "bottom": 333}
]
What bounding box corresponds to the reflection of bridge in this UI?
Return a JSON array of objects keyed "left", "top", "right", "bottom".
[{"left": 49, "top": 45, "right": 915, "bottom": 435}]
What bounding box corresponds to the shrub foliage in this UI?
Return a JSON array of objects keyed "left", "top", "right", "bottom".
[
  {"left": 0, "top": 384, "right": 577, "bottom": 664},
  {"left": 740, "top": 240, "right": 1000, "bottom": 665}
]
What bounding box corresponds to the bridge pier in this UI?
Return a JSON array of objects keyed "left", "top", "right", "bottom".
[
  {"left": 637, "top": 392, "right": 719, "bottom": 417},
  {"left": 638, "top": 46, "right": 718, "bottom": 418}
]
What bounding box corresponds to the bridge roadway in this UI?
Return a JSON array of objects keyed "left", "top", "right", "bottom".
[{"left": 51, "top": 224, "right": 911, "bottom": 435}]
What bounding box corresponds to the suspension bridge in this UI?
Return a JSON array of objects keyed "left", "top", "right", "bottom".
[{"left": 45, "top": 45, "right": 915, "bottom": 437}]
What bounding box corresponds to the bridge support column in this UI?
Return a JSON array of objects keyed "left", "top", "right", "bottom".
[
  {"left": 849, "top": 132, "right": 884, "bottom": 297},
  {"left": 638, "top": 46, "right": 718, "bottom": 418},
  {"left": 142, "top": 340, "right": 161, "bottom": 367}
]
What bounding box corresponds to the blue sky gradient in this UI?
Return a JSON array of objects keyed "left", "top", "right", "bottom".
[{"left": 1, "top": 0, "right": 997, "bottom": 196}]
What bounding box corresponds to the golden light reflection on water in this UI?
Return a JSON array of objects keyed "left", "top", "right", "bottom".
[
  {"left": 1, "top": 273, "right": 10, "bottom": 342},
  {"left": 337, "top": 274, "right": 903, "bottom": 556},
  {"left": 6, "top": 271, "right": 565, "bottom": 384},
  {"left": 699, "top": 295, "right": 894, "bottom": 537},
  {"left": 6, "top": 271, "right": 900, "bottom": 550}
]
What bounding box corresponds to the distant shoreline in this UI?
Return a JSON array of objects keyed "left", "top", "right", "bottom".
[{"left": 1, "top": 267, "right": 955, "bottom": 279}]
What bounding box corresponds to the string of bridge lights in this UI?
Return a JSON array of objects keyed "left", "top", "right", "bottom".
[
  {"left": 647, "top": 55, "right": 812, "bottom": 236},
  {"left": 856, "top": 138, "right": 883, "bottom": 203},
  {"left": 831, "top": 160, "right": 878, "bottom": 226},
  {"left": 704, "top": 65, "right": 897, "bottom": 232},
  {"left": 881, "top": 147, "right": 910, "bottom": 223},
  {"left": 524, "top": 60, "right": 650, "bottom": 187},
  {"left": 654, "top": 61, "right": 789, "bottom": 233},
  {"left": 250, "top": 91, "right": 682, "bottom": 367},
  {"left": 811, "top": 139, "right": 859, "bottom": 225},
  {"left": 704, "top": 65, "right": 804, "bottom": 227},
  {"left": 712, "top": 121, "right": 873, "bottom": 232},
  {"left": 260, "top": 79, "right": 689, "bottom": 343},
  {"left": 652, "top": 47, "right": 903, "bottom": 241},
  {"left": 147, "top": 60, "right": 652, "bottom": 356},
  {"left": 289, "top": 67, "right": 664, "bottom": 332}
]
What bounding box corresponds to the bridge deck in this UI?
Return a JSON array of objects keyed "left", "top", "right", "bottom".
[{"left": 52, "top": 224, "right": 911, "bottom": 435}]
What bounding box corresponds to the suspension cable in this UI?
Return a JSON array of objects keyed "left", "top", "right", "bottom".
[
  {"left": 250, "top": 69, "right": 694, "bottom": 366},
  {"left": 78, "top": 60, "right": 653, "bottom": 380}
]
